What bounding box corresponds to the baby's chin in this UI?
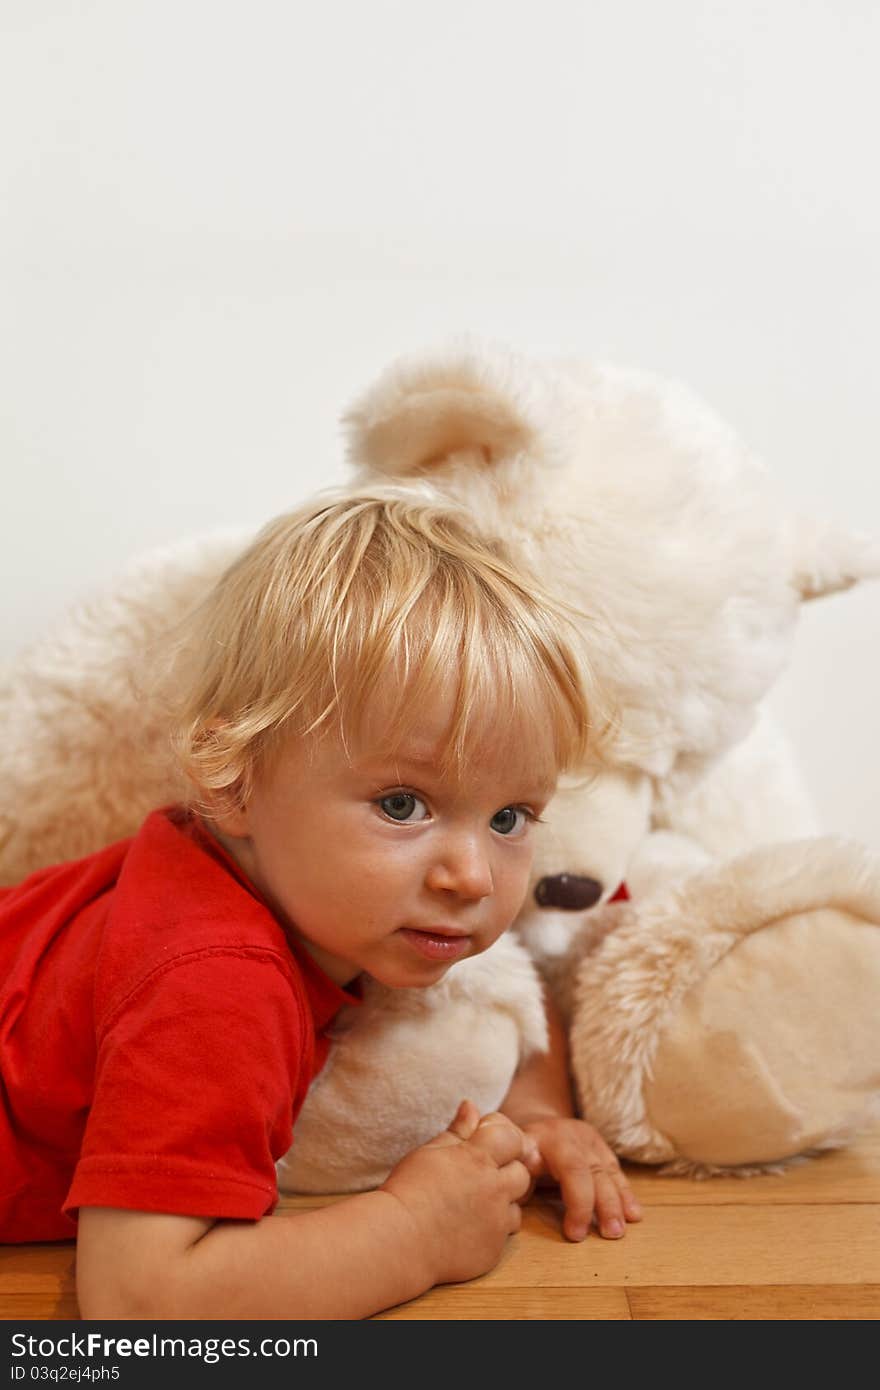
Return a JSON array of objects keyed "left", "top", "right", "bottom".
[
  {"left": 368, "top": 940, "right": 470, "bottom": 990},
  {"left": 368, "top": 958, "right": 456, "bottom": 990}
]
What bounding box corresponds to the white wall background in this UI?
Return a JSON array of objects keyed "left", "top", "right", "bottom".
[{"left": 1, "top": 0, "right": 877, "bottom": 847}]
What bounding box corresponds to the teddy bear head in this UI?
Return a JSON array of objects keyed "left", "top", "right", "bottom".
[{"left": 344, "top": 339, "right": 879, "bottom": 911}]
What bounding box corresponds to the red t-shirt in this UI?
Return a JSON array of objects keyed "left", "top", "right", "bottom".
[{"left": 0, "top": 807, "right": 359, "bottom": 1243}]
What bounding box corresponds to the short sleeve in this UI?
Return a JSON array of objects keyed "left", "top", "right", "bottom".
[{"left": 65, "top": 948, "right": 313, "bottom": 1222}]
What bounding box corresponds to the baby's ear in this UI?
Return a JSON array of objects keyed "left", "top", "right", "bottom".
[
  {"left": 342, "top": 339, "right": 551, "bottom": 478},
  {"left": 183, "top": 719, "right": 253, "bottom": 836},
  {"left": 198, "top": 767, "right": 253, "bottom": 838}
]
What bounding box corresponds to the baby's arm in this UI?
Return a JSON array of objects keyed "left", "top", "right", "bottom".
[
  {"left": 500, "top": 991, "right": 642, "bottom": 1241},
  {"left": 76, "top": 1103, "right": 531, "bottom": 1320}
]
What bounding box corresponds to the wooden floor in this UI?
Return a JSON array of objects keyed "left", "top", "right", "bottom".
[{"left": 4, "top": 1128, "right": 880, "bottom": 1321}]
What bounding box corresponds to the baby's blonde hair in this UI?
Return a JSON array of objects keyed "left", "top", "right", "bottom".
[{"left": 171, "top": 489, "right": 596, "bottom": 808}]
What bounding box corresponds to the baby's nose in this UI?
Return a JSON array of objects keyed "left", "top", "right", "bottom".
[
  {"left": 426, "top": 838, "right": 494, "bottom": 900},
  {"left": 534, "top": 874, "right": 604, "bottom": 910}
]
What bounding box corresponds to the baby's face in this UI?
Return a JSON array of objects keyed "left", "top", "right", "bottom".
[{"left": 213, "top": 690, "right": 555, "bottom": 988}]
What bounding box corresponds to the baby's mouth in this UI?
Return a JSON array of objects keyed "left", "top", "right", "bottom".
[{"left": 397, "top": 927, "right": 472, "bottom": 961}]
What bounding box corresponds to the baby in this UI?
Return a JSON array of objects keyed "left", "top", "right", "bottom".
[{"left": 0, "top": 491, "right": 640, "bottom": 1319}]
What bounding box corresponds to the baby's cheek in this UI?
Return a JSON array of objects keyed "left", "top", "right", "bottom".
[{"left": 502, "top": 853, "right": 534, "bottom": 918}]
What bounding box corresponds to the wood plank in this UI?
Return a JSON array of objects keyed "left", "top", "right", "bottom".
[
  {"left": 0, "top": 1244, "right": 76, "bottom": 1293},
  {"left": 475, "top": 1200, "right": 880, "bottom": 1288},
  {"left": 628, "top": 1285, "right": 880, "bottom": 1320},
  {"left": 0, "top": 1293, "right": 79, "bottom": 1321},
  {"left": 622, "top": 1130, "right": 880, "bottom": 1206},
  {"left": 375, "top": 1286, "right": 631, "bottom": 1320}
]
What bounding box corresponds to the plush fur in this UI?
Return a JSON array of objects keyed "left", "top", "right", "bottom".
[
  {"left": 2, "top": 337, "right": 878, "bottom": 1184},
  {"left": 551, "top": 838, "right": 880, "bottom": 1171},
  {"left": 0, "top": 533, "right": 244, "bottom": 878}
]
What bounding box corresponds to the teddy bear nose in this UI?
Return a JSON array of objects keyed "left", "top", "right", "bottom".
[{"left": 534, "top": 874, "right": 604, "bottom": 910}]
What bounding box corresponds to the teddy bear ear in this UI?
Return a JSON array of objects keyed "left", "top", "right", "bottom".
[
  {"left": 342, "top": 340, "right": 553, "bottom": 477},
  {"left": 785, "top": 516, "right": 880, "bottom": 600}
]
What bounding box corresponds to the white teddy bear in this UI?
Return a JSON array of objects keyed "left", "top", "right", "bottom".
[
  {"left": 2, "top": 339, "right": 878, "bottom": 1184},
  {"left": 342, "top": 341, "right": 880, "bottom": 1175}
]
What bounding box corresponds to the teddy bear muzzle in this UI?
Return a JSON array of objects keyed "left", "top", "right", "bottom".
[{"left": 534, "top": 873, "right": 604, "bottom": 910}]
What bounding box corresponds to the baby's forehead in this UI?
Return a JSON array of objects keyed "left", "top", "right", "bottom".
[
  {"left": 334, "top": 675, "right": 564, "bottom": 795},
  {"left": 348, "top": 727, "right": 558, "bottom": 799}
]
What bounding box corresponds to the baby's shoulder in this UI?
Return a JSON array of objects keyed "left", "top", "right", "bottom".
[{"left": 94, "top": 807, "right": 298, "bottom": 1030}]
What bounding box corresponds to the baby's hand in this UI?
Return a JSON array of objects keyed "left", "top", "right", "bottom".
[
  {"left": 381, "top": 1100, "right": 535, "bottom": 1287},
  {"left": 519, "top": 1115, "right": 642, "bottom": 1241}
]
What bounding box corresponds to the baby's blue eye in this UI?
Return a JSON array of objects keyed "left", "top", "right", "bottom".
[
  {"left": 379, "top": 792, "right": 429, "bottom": 823},
  {"left": 491, "top": 806, "right": 529, "bottom": 836}
]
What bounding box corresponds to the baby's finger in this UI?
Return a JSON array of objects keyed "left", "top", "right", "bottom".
[
  {"left": 591, "top": 1165, "right": 632, "bottom": 1239},
  {"left": 591, "top": 1157, "right": 643, "bottom": 1233},
  {"left": 556, "top": 1163, "right": 597, "bottom": 1243},
  {"left": 448, "top": 1099, "right": 480, "bottom": 1141},
  {"left": 499, "top": 1158, "right": 533, "bottom": 1204},
  {"left": 621, "top": 1182, "right": 643, "bottom": 1223},
  {"left": 473, "top": 1114, "right": 541, "bottom": 1170},
  {"left": 424, "top": 1098, "right": 481, "bottom": 1149},
  {"left": 468, "top": 1112, "right": 527, "bottom": 1166},
  {"left": 508, "top": 1202, "right": 523, "bottom": 1235}
]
